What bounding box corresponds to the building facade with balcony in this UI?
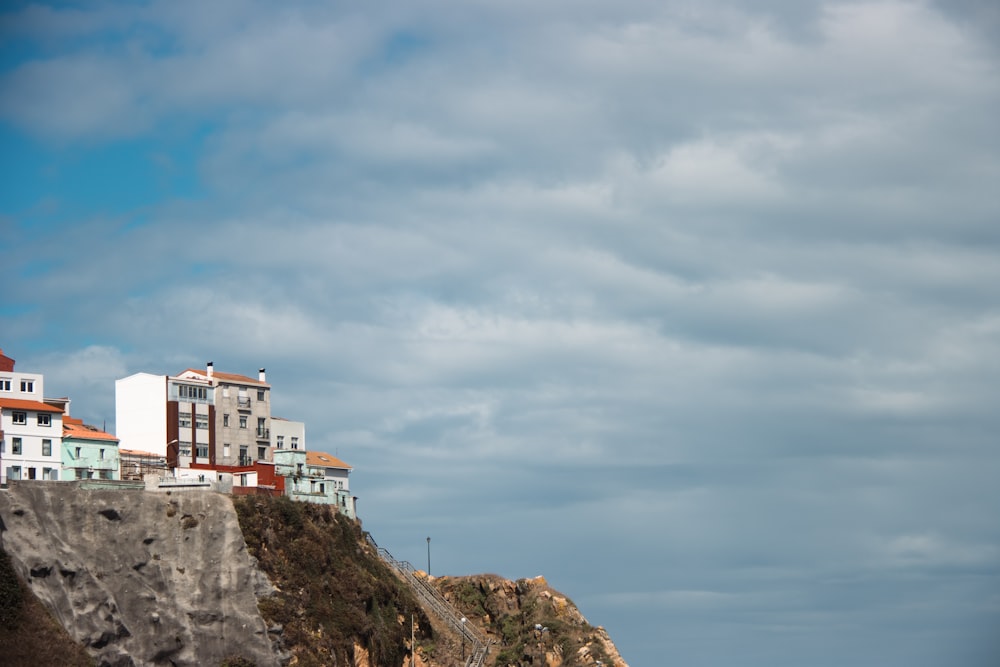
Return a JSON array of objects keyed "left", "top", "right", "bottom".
[
  {"left": 62, "top": 416, "right": 120, "bottom": 480},
  {"left": 116, "top": 362, "right": 274, "bottom": 471},
  {"left": 0, "top": 348, "right": 63, "bottom": 483},
  {"left": 116, "top": 371, "right": 216, "bottom": 468},
  {"left": 272, "top": 449, "right": 355, "bottom": 517},
  {"left": 176, "top": 363, "right": 272, "bottom": 467}
]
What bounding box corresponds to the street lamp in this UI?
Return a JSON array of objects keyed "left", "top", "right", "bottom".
[{"left": 426, "top": 536, "right": 431, "bottom": 575}]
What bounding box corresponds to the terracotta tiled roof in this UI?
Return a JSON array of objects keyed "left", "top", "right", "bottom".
[
  {"left": 0, "top": 398, "right": 64, "bottom": 413},
  {"left": 306, "top": 451, "right": 351, "bottom": 470},
  {"left": 63, "top": 416, "right": 118, "bottom": 442},
  {"left": 119, "top": 448, "right": 164, "bottom": 457},
  {"left": 181, "top": 369, "right": 269, "bottom": 387}
]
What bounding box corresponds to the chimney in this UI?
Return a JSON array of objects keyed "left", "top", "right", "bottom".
[
  {"left": 207, "top": 361, "right": 214, "bottom": 378},
  {"left": 259, "top": 368, "right": 266, "bottom": 383}
]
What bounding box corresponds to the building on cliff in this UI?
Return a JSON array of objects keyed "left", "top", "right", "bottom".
[
  {"left": 62, "top": 416, "right": 121, "bottom": 480},
  {"left": 0, "top": 348, "right": 64, "bottom": 483},
  {"left": 115, "top": 360, "right": 356, "bottom": 516},
  {"left": 271, "top": 449, "right": 355, "bottom": 516},
  {"left": 116, "top": 362, "right": 274, "bottom": 469}
]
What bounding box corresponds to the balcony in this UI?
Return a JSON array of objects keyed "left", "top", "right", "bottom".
[
  {"left": 237, "top": 397, "right": 251, "bottom": 410},
  {"left": 256, "top": 427, "right": 270, "bottom": 440}
]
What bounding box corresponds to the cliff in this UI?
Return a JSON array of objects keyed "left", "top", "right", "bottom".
[
  {"left": 434, "top": 574, "right": 629, "bottom": 667},
  {"left": 0, "top": 482, "right": 283, "bottom": 667},
  {"left": 0, "top": 483, "right": 629, "bottom": 667}
]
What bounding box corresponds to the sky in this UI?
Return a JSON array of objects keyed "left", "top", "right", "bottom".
[{"left": 1, "top": 1, "right": 999, "bottom": 665}]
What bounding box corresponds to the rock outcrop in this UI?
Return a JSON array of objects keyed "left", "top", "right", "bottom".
[
  {"left": 434, "top": 573, "right": 629, "bottom": 667},
  {"left": 0, "top": 482, "right": 285, "bottom": 667}
]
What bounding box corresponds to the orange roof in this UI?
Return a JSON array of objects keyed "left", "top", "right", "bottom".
[
  {"left": 63, "top": 416, "right": 118, "bottom": 442},
  {"left": 0, "top": 398, "right": 63, "bottom": 413},
  {"left": 306, "top": 451, "right": 351, "bottom": 470},
  {"left": 119, "top": 448, "right": 165, "bottom": 457},
  {"left": 181, "top": 368, "right": 269, "bottom": 387}
]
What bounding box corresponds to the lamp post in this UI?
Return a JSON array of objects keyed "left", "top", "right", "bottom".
[{"left": 426, "top": 536, "right": 431, "bottom": 575}]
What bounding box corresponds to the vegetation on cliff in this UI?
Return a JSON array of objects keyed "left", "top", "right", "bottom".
[
  {"left": 232, "top": 495, "right": 432, "bottom": 667},
  {"left": 435, "top": 574, "right": 623, "bottom": 667}
]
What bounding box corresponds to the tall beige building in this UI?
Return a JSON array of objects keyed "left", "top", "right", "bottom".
[
  {"left": 116, "top": 362, "right": 273, "bottom": 469},
  {"left": 175, "top": 363, "right": 272, "bottom": 467}
]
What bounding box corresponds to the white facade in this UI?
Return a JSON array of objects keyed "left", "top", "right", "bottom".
[
  {"left": 1, "top": 365, "right": 63, "bottom": 484},
  {"left": 115, "top": 373, "right": 169, "bottom": 455},
  {"left": 271, "top": 417, "right": 305, "bottom": 451}
]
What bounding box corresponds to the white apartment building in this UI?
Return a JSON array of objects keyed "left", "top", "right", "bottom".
[
  {"left": 0, "top": 348, "right": 63, "bottom": 483},
  {"left": 271, "top": 416, "right": 305, "bottom": 451},
  {"left": 116, "top": 362, "right": 273, "bottom": 470}
]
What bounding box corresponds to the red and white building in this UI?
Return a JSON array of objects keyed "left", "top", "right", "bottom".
[{"left": 0, "top": 348, "right": 64, "bottom": 483}]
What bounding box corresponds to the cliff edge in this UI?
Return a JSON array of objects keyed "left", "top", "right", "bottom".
[{"left": 0, "top": 482, "right": 284, "bottom": 667}]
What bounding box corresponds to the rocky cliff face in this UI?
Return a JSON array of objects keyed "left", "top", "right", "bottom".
[
  {"left": 0, "top": 482, "right": 284, "bottom": 667},
  {"left": 434, "top": 574, "right": 629, "bottom": 667},
  {"left": 1, "top": 483, "right": 629, "bottom": 667}
]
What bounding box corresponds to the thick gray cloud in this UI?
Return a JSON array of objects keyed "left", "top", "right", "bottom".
[{"left": 2, "top": 1, "right": 999, "bottom": 665}]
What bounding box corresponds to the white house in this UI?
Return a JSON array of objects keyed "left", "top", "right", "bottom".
[
  {"left": 116, "top": 362, "right": 274, "bottom": 470},
  {"left": 271, "top": 416, "right": 305, "bottom": 451},
  {"left": 0, "top": 348, "right": 63, "bottom": 483}
]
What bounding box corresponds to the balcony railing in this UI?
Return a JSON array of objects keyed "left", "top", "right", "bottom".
[
  {"left": 256, "top": 427, "right": 270, "bottom": 440},
  {"left": 237, "top": 397, "right": 251, "bottom": 410},
  {"left": 238, "top": 455, "right": 253, "bottom": 467}
]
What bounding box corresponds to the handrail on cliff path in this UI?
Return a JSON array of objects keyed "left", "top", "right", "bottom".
[{"left": 365, "top": 533, "right": 488, "bottom": 667}]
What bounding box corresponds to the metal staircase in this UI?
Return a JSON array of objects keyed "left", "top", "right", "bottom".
[{"left": 366, "top": 534, "right": 489, "bottom": 667}]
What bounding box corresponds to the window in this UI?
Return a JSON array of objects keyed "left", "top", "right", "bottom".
[
  {"left": 10, "top": 466, "right": 21, "bottom": 481},
  {"left": 99, "top": 448, "right": 105, "bottom": 460},
  {"left": 0, "top": 378, "right": 10, "bottom": 391},
  {"left": 239, "top": 445, "right": 248, "bottom": 463},
  {"left": 12, "top": 438, "right": 22, "bottom": 455},
  {"left": 319, "top": 483, "right": 325, "bottom": 494},
  {"left": 257, "top": 389, "right": 265, "bottom": 401},
  {"left": 195, "top": 415, "right": 209, "bottom": 429},
  {"left": 37, "top": 413, "right": 51, "bottom": 427},
  {"left": 43, "top": 467, "right": 53, "bottom": 480},
  {"left": 75, "top": 447, "right": 81, "bottom": 459},
  {"left": 178, "top": 412, "right": 192, "bottom": 427},
  {"left": 20, "top": 380, "right": 34, "bottom": 393},
  {"left": 223, "top": 413, "right": 230, "bottom": 427},
  {"left": 239, "top": 416, "right": 247, "bottom": 429},
  {"left": 179, "top": 443, "right": 192, "bottom": 456},
  {"left": 196, "top": 444, "right": 208, "bottom": 458},
  {"left": 12, "top": 411, "right": 26, "bottom": 425},
  {"left": 257, "top": 446, "right": 266, "bottom": 460},
  {"left": 223, "top": 443, "right": 231, "bottom": 457},
  {"left": 178, "top": 384, "right": 208, "bottom": 400},
  {"left": 276, "top": 435, "right": 284, "bottom": 448},
  {"left": 291, "top": 436, "right": 299, "bottom": 450},
  {"left": 42, "top": 439, "right": 51, "bottom": 456}
]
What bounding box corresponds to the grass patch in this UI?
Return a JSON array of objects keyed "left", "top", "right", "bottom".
[{"left": 232, "top": 496, "right": 431, "bottom": 667}]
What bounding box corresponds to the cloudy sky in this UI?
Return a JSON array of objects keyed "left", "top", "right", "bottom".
[{"left": 2, "top": 1, "right": 999, "bottom": 664}]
